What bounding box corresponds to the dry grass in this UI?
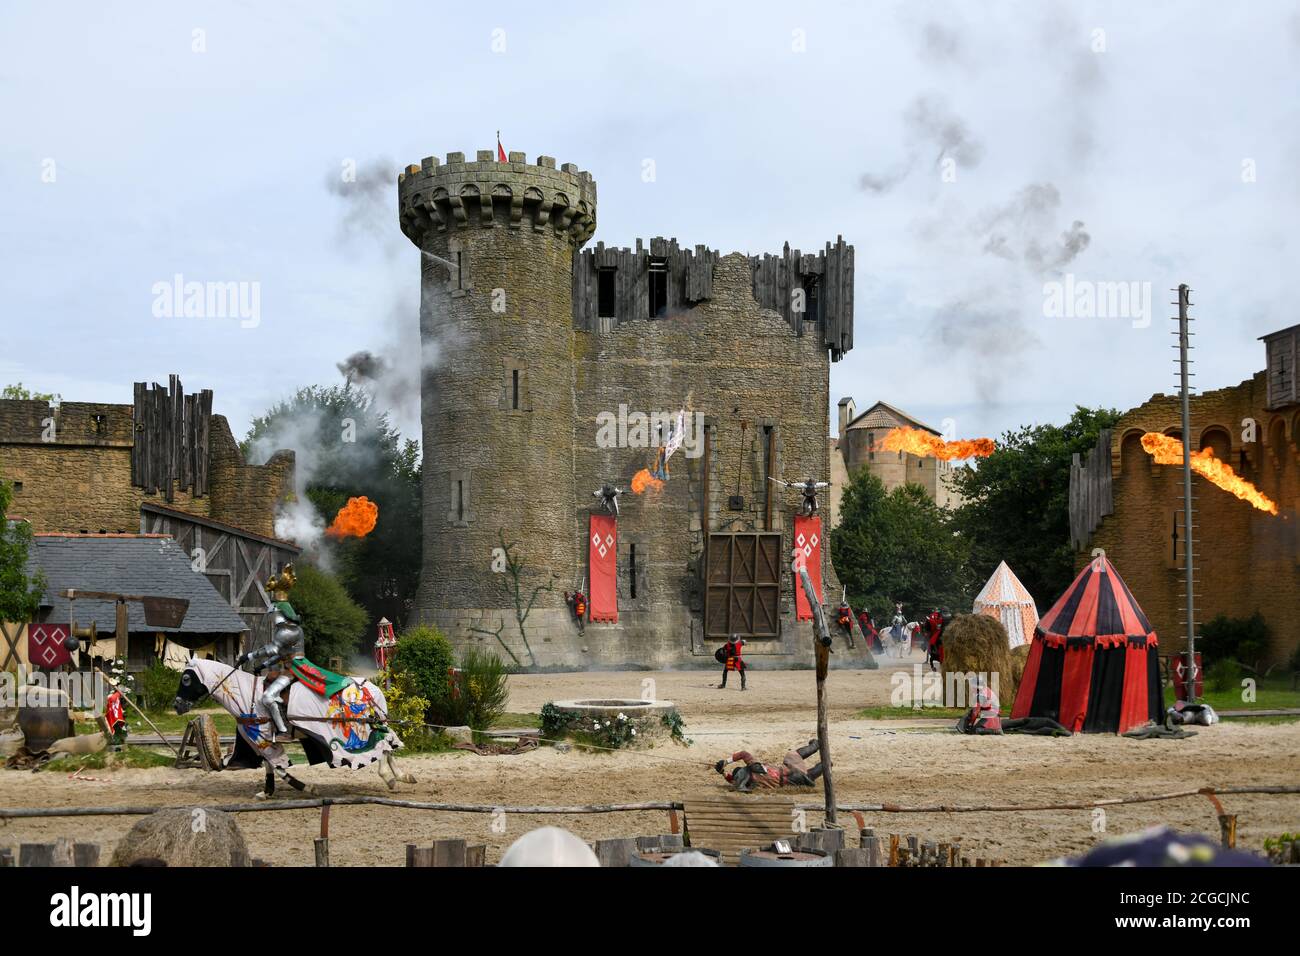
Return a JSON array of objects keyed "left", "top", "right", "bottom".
[{"left": 943, "top": 614, "right": 1019, "bottom": 704}]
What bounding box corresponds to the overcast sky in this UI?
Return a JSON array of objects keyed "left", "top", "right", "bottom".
[{"left": 3, "top": 1, "right": 1298, "bottom": 450}]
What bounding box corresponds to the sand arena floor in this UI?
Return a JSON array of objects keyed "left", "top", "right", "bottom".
[{"left": 2, "top": 654, "right": 1296, "bottom": 865}]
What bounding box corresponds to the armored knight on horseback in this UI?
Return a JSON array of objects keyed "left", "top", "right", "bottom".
[{"left": 237, "top": 564, "right": 304, "bottom": 735}]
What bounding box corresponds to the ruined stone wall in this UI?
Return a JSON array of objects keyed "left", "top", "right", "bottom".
[
  {"left": 0, "top": 400, "right": 293, "bottom": 539},
  {"left": 1085, "top": 372, "right": 1299, "bottom": 665}
]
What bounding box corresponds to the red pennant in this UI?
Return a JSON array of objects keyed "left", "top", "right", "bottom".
[
  {"left": 497, "top": 139, "right": 508, "bottom": 163},
  {"left": 28, "top": 623, "right": 72, "bottom": 670},
  {"left": 793, "top": 515, "right": 823, "bottom": 621},
  {"left": 589, "top": 513, "right": 618, "bottom": 623}
]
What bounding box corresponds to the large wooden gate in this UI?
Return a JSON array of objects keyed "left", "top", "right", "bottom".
[{"left": 704, "top": 533, "right": 782, "bottom": 640}]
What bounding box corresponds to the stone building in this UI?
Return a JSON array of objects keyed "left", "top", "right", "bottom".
[
  {"left": 1070, "top": 324, "right": 1300, "bottom": 665},
  {"left": 830, "top": 399, "right": 962, "bottom": 524},
  {"left": 396, "top": 148, "right": 857, "bottom": 667},
  {"left": 0, "top": 377, "right": 297, "bottom": 663},
  {"left": 0, "top": 378, "right": 293, "bottom": 539}
]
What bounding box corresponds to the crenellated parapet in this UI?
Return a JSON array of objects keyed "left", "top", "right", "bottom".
[{"left": 397, "top": 150, "right": 597, "bottom": 248}]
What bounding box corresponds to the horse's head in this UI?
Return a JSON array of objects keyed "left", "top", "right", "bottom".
[{"left": 173, "top": 663, "right": 209, "bottom": 715}]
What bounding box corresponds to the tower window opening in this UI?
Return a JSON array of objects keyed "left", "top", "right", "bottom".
[
  {"left": 456, "top": 480, "right": 464, "bottom": 522},
  {"left": 91, "top": 413, "right": 107, "bottom": 436},
  {"left": 598, "top": 268, "right": 617, "bottom": 318},
  {"left": 455, "top": 251, "right": 464, "bottom": 289},
  {"left": 629, "top": 543, "right": 637, "bottom": 599},
  {"left": 802, "top": 275, "right": 821, "bottom": 323},
  {"left": 648, "top": 258, "right": 668, "bottom": 318},
  {"left": 511, "top": 369, "right": 520, "bottom": 410}
]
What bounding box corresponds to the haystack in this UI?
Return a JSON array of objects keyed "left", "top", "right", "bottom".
[
  {"left": 110, "top": 808, "right": 251, "bottom": 867},
  {"left": 941, "top": 613, "right": 1018, "bottom": 705}
]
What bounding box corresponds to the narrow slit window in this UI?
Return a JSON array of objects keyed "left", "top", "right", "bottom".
[
  {"left": 648, "top": 258, "right": 668, "bottom": 318},
  {"left": 511, "top": 369, "right": 520, "bottom": 410},
  {"left": 456, "top": 251, "right": 464, "bottom": 289},
  {"left": 456, "top": 480, "right": 464, "bottom": 522},
  {"left": 598, "top": 268, "right": 617, "bottom": 318},
  {"left": 629, "top": 543, "right": 638, "bottom": 599}
]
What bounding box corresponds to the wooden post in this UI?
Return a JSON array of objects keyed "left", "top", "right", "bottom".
[
  {"left": 73, "top": 843, "right": 100, "bottom": 867},
  {"left": 431, "top": 838, "right": 467, "bottom": 867},
  {"left": 888, "top": 833, "right": 900, "bottom": 867},
  {"left": 0, "top": 847, "right": 14, "bottom": 867},
  {"left": 835, "top": 848, "right": 870, "bottom": 867},
  {"left": 466, "top": 844, "right": 487, "bottom": 867},
  {"left": 115, "top": 600, "right": 129, "bottom": 666},
  {"left": 794, "top": 553, "right": 835, "bottom": 825},
  {"left": 406, "top": 844, "right": 435, "bottom": 868},
  {"left": 594, "top": 838, "right": 637, "bottom": 867},
  {"left": 313, "top": 838, "right": 329, "bottom": 867},
  {"left": 1218, "top": 814, "right": 1237, "bottom": 849}
]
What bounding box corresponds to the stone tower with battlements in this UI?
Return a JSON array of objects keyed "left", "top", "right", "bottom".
[{"left": 399, "top": 148, "right": 855, "bottom": 669}]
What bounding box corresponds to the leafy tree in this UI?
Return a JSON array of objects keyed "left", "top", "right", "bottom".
[
  {"left": 289, "top": 563, "right": 369, "bottom": 663},
  {"left": 2, "top": 383, "right": 60, "bottom": 403},
  {"left": 0, "top": 471, "right": 44, "bottom": 625},
  {"left": 243, "top": 384, "right": 422, "bottom": 641},
  {"left": 831, "top": 470, "right": 973, "bottom": 620},
  {"left": 951, "top": 406, "right": 1120, "bottom": 611}
]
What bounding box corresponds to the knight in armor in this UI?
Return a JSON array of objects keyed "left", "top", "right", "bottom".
[{"left": 237, "top": 564, "right": 305, "bottom": 735}]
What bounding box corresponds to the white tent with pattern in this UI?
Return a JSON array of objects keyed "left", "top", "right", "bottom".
[{"left": 973, "top": 561, "right": 1038, "bottom": 648}]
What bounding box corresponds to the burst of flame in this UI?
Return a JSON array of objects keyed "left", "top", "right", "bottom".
[
  {"left": 326, "top": 496, "right": 380, "bottom": 537},
  {"left": 630, "top": 468, "right": 664, "bottom": 495},
  {"left": 1140, "top": 433, "right": 1278, "bottom": 515},
  {"left": 876, "top": 426, "right": 995, "bottom": 460}
]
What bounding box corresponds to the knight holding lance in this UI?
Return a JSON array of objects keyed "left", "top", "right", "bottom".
[{"left": 237, "top": 564, "right": 305, "bottom": 735}]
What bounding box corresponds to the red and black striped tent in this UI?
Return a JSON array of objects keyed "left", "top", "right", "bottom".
[{"left": 1011, "top": 552, "right": 1162, "bottom": 734}]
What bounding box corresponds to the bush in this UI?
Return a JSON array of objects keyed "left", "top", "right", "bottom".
[
  {"left": 136, "top": 659, "right": 179, "bottom": 713},
  {"left": 379, "top": 669, "right": 440, "bottom": 752},
  {"left": 1199, "top": 612, "right": 1271, "bottom": 672},
  {"left": 390, "top": 626, "right": 455, "bottom": 720},
  {"left": 291, "top": 564, "right": 369, "bottom": 663},
  {"left": 437, "top": 648, "right": 510, "bottom": 730},
  {"left": 1205, "top": 658, "right": 1243, "bottom": 695}
]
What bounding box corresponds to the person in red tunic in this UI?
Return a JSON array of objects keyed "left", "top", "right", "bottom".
[
  {"left": 714, "top": 739, "right": 823, "bottom": 791},
  {"left": 717, "top": 636, "right": 747, "bottom": 690}
]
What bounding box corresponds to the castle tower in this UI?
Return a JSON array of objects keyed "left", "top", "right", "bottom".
[{"left": 397, "top": 150, "right": 596, "bottom": 645}]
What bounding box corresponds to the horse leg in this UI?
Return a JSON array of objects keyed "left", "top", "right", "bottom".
[
  {"left": 256, "top": 762, "right": 275, "bottom": 800},
  {"left": 277, "top": 766, "right": 314, "bottom": 795},
  {"left": 387, "top": 751, "right": 416, "bottom": 785},
  {"left": 377, "top": 756, "right": 397, "bottom": 791}
]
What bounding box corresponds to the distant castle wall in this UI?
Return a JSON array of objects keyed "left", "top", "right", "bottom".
[
  {"left": 1080, "top": 371, "right": 1299, "bottom": 665},
  {"left": 0, "top": 394, "right": 293, "bottom": 539}
]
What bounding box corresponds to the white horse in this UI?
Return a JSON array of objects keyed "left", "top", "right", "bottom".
[
  {"left": 883, "top": 620, "right": 921, "bottom": 658},
  {"left": 173, "top": 657, "right": 415, "bottom": 798}
]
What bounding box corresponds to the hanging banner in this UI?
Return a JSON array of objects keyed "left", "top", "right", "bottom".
[
  {"left": 793, "top": 515, "right": 823, "bottom": 621},
  {"left": 589, "top": 513, "right": 619, "bottom": 623},
  {"left": 28, "top": 623, "right": 72, "bottom": 670}
]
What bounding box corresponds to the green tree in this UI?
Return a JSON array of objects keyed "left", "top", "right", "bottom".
[
  {"left": 289, "top": 563, "right": 369, "bottom": 663},
  {"left": 951, "top": 405, "right": 1121, "bottom": 610},
  {"left": 831, "top": 470, "right": 973, "bottom": 619},
  {"left": 0, "top": 471, "right": 44, "bottom": 625},
  {"left": 243, "top": 384, "right": 422, "bottom": 641},
  {"left": 2, "top": 383, "right": 60, "bottom": 403}
]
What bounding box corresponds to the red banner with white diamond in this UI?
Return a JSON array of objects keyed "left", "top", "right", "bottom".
[
  {"left": 28, "top": 623, "right": 72, "bottom": 670},
  {"left": 589, "top": 513, "right": 618, "bottom": 623},
  {"left": 793, "top": 515, "right": 822, "bottom": 621}
]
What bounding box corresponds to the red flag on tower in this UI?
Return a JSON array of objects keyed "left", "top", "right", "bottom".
[{"left": 497, "top": 131, "right": 508, "bottom": 163}]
